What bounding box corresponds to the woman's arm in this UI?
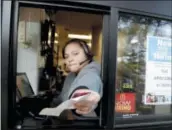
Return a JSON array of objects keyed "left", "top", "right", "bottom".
[
  {"left": 71, "top": 89, "right": 101, "bottom": 114},
  {"left": 69, "top": 72, "right": 103, "bottom": 115}
]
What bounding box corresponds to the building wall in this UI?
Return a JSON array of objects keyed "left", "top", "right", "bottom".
[
  {"left": 17, "top": 21, "right": 40, "bottom": 94},
  {"left": 75, "top": 1, "right": 172, "bottom": 17}
]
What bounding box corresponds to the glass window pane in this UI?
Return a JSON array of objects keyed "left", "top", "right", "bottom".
[
  {"left": 115, "top": 13, "right": 172, "bottom": 124},
  {"left": 15, "top": 7, "right": 104, "bottom": 128}
]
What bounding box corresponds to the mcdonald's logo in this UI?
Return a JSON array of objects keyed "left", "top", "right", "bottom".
[
  {"left": 115, "top": 93, "right": 136, "bottom": 113},
  {"left": 120, "top": 93, "right": 126, "bottom": 101}
]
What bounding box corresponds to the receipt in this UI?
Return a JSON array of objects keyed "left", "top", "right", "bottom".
[{"left": 39, "top": 93, "right": 91, "bottom": 117}]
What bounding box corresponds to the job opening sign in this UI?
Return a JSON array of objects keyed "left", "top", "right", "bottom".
[{"left": 145, "top": 36, "right": 172, "bottom": 105}]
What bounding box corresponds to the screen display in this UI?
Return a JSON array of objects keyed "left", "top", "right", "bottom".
[{"left": 16, "top": 73, "right": 34, "bottom": 98}]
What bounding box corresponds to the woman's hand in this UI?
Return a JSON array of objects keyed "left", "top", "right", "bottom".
[{"left": 71, "top": 89, "right": 100, "bottom": 115}]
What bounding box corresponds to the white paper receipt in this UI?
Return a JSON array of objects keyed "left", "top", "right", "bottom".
[{"left": 39, "top": 93, "right": 91, "bottom": 117}]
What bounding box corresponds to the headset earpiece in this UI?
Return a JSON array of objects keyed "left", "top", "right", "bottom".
[
  {"left": 79, "top": 40, "right": 93, "bottom": 60},
  {"left": 62, "top": 39, "right": 94, "bottom": 60}
]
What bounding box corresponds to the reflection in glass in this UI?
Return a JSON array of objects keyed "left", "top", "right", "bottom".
[{"left": 115, "top": 13, "right": 172, "bottom": 120}]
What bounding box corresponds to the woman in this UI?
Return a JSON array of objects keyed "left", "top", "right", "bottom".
[{"left": 52, "top": 38, "right": 103, "bottom": 119}]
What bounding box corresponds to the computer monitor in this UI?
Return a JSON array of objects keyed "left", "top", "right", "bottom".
[{"left": 16, "top": 73, "right": 34, "bottom": 98}]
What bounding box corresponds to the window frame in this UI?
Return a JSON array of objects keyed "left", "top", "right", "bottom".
[
  {"left": 109, "top": 7, "right": 172, "bottom": 128},
  {"left": 2, "top": 0, "right": 172, "bottom": 130},
  {"left": 1, "top": 0, "right": 111, "bottom": 129}
]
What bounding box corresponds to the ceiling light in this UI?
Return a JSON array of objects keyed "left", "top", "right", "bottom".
[
  {"left": 48, "top": 40, "right": 58, "bottom": 45},
  {"left": 48, "top": 32, "right": 51, "bottom": 37},
  {"left": 54, "top": 40, "right": 58, "bottom": 44},
  {"left": 87, "top": 43, "right": 92, "bottom": 48},
  {"left": 68, "top": 34, "right": 92, "bottom": 40},
  {"left": 49, "top": 32, "right": 58, "bottom": 37},
  {"left": 48, "top": 40, "right": 51, "bottom": 44},
  {"left": 55, "top": 33, "right": 58, "bottom": 37}
]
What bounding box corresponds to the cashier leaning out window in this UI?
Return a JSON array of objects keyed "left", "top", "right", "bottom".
[{"left": 51, "top": 38, "right": 103, "bottom": 119}]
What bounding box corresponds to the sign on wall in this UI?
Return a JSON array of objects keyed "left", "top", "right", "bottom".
[
  {"left": 18, "top": 21, "right": 26, "bottom": 44},
  {"left": 145, "top": 36, "right": 172, "bottom": 105},
  {"left": 115, "top": 93, "right": 136, "bottom": 113}
]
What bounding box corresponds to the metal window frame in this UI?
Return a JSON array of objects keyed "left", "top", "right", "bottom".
[
  {"left": 1, "top": 0, "right": 172, "bottom": 130},
  {"left": 2, "top": 1, "right": 13, "bottom": 130},
  {"left": 1, "top": 0, "right": 111, "bottom": 130},
  {"left": 109, "top": 7, "right": 172, "bottom": 129}
]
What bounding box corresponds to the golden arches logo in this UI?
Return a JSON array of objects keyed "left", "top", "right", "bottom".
[{"left": 120, "top": 94, "right": 126, "bottom": 101}]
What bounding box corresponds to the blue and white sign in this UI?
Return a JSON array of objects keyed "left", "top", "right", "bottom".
[
  {"left": 147, "top": 36, "right": 171, "bottom": 62},
  {"left": 145, "top": 36, "right": 172, "bottom": 105}
]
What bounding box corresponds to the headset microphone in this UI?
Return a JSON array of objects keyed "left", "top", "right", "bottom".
[{"left": 79, "top": 59, "right": 89, "bottom": 65}]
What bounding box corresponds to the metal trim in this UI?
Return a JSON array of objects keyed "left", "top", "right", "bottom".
[
  {"left": 105, "top": 7, "right": 119, "bottom": 129},
  {"left": 18, "top": 0, "right": 110, "bottom": 15},
  {"left": 100, "top": 14, "right": 110, "bottom": 128},
  {"left": 2, "top": 1, "right": 12, "bottom": 130}
]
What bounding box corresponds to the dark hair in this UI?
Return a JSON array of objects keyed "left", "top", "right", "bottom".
[{"left": 62, "top": 38, "right": 93, "bottom": 59}]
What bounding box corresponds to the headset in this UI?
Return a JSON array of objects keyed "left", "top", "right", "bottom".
[{"left": 62, "top": 39, "right": 94, "bottom": 64}]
